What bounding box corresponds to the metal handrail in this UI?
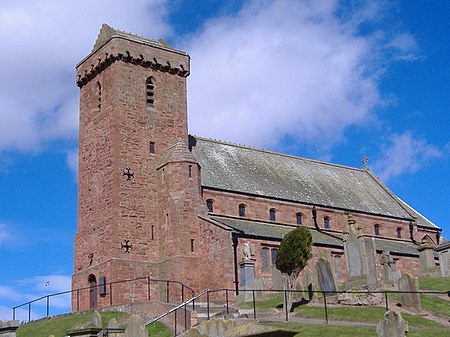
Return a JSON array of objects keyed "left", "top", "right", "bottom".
[
  {"left": 144, "top": 288, "right": 210, "bottom": 327},
  {"left": 12, "top": 276, "right": 195, "bottom": 321}
]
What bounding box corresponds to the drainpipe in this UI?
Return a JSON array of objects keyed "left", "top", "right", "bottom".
[
  {"left": 232, "top": 233, "right": 239, "bottom": 295},
  {"left": 409, "top": 221, "right": 416, "bottom": 243}
]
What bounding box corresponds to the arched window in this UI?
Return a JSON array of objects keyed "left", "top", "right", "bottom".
[
  {"left": 239, "top": 204, "right": 246, "bottom": 217},
  {"left": 146, "top": 77, "right": 155, "bottom": 107},
  {"left": 271, "top": 248, "right": 278, "bottom": 267},
  {"left": 296, "top": 212, "right": 303, "bottom": 225},
  {"left": 96, "top": 81, "right": 102, "bottom": 109},
  {"left": 206, "top": 199, "right": 214, "bottom": 212},
  {"left": 269, "top": 208, "right": 276, "bottom": 221},
  {"left": 374, "top": 224, "right": 380, "bottom": 236},
  {"left": 396, "top": 227, "right": 402, "bottom": 238},
  {"left": 324, "top": 217, "right": 330, "bottom": 229}
]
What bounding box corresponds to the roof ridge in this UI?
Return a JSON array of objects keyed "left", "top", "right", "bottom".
[{"left": 190, "top": 134, "right": 364, "bottom": 172}]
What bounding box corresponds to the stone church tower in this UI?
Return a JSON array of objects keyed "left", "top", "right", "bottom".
[{"left": 72, "top": 25, "right": 203, "bottom": 311}]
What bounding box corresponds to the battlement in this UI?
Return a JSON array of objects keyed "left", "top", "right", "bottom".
[{"left": 76, "top": 24, "right": 190, "bottom": 88}]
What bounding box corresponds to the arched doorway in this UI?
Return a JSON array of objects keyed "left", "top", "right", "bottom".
[{"left": 88, "top": 274, "right": 97, "bottom": 309}]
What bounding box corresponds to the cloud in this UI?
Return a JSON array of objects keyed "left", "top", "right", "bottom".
[
  {"left": 0, "top": 0, "right": 171, "bottom": 153},
  {"left": 184, "top": 0, "right": 417, "bottom": 153},
  {"left": 66, "top": 149, "right": 78, "bottom": 178},
  {"left": 373, "top": 132, "right": 442, "bottom": 182}
]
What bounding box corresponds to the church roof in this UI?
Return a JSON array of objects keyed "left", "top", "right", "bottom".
[
  {"left": 209, "top": 216, "right": 420, "bottom": 256},
  {"left": 189, "top": 136, "right": 418, "bottom": 221}
]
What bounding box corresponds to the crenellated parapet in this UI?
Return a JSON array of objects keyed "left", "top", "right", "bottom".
[{"left": 76, "top": 24, "right": 190, "bottom": 88}]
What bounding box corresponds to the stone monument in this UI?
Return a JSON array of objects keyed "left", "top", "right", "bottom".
[
  {"left": 397, "top": 273, "right": 421, "bottom": 312},
  {"left": 377, "top": 310, "right": 408, "bottom": 337}
]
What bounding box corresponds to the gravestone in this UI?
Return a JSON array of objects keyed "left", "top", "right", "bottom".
[
  {"left": 418, "top": 242, "right": 438, "bottom": 277},
  {"left": 316, "top": 258, "right": 337, "bottom": 295},
  {"left": 382, "top": 251, "right": 401, "bottom": 282},
  {"left": 397, "top": 273, "right": 421, "bottom": 312},
  {"left": 67, "top": 310, "right": 102, "bottom": 337},
  {"left": 271, "top": 266, "right": 283, "bottom": 290},
  {"left": 0, "top": 321, "right": 19, "bottom": 337},
  {"left": 364, "top": 237, "right": 378, "bottom": 287},
  {"left": 377, "top": 310, "right": 408, "bottom": 337},
  {"left": 124, "top": 315, "right": 146, "bottom": 337}
]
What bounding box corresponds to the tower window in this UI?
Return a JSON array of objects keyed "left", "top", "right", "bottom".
[
  {"left": 151, "top": 225, "right": 155, "bottom": 240},
  {"left": 206, "top": 199, "right": 214, "bottom": 212},
  {"left": 149, "top": 141, "right": 155, "bottom": 154},
  {"left": 191, "top": 239, "right": 195, "bottom": 252},
  {"left": 96, "top": 81, "right": 102, "bottom": 109},
  {"left": 396, "top": 227, "right": 402, "bottom": 238},
  {"left": 269, "top": 209, "right": 276, "bottom": 221},
  {"left": 146, "top": 77, "right": 154, "bottom": 107},
  {"left": 324, "top": 217, "right": 330, "bottom": 229},
  {"left": 188, "top": 165, "right": 192, "bottom": 178},
  {"left": 374, "top": 224, "right": 380, "bottom": 236},
  {"left": 239, "top": 204, "right": 246, "bottom": 217},
  {"left": 296, "top": 212, "right": 303, "bottom": 225}
]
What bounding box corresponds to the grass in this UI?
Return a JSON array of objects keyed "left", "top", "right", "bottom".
[
  {"left": 420, "top": 294, "right": 450, "bottom": 317},
  {"left": 418, "top": 277, "right": 450, "bottom": 292},
  {"left": 268, "top": 322, "right": 449, "bottom": 337},
  {"left": 16, "top": 311, "right": 173, "bottom": 337},
  {"left": 238, "top": 292, "right": 284, "bottom": 309},
  {"left": 16, "top": 311, "right": 127, "bottom": 337}
]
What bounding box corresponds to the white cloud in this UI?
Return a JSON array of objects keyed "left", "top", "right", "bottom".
[
  {"left": 66, "top": 149, "right": 78, "bottom": 178},
  {"left": 0, "top": 0, "right": 171, "bottom": 152},
  {"left": 373, "top": 132, "right": 442, "bottom": 182},
  {"left": 184, "top": 0, "right": 417, "bottom": 153}
]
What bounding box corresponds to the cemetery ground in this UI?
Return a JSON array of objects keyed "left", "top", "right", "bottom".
[{"left": 15, "top": 277, "right": 449, "bottom": 337}]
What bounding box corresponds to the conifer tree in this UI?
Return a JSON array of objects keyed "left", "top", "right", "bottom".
[{"left": 275, "top": 226, "right": 312, "bottom": 312}]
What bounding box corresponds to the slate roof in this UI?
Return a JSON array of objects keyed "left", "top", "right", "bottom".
[
  {"left": 209, "top": 216, "right": 420, "bottom": 256},
  {"left": 158, "top": 138, "right": 197, "bottom": 169},
  {"left": 190, "top": 136, "right": 420, "bottom": 221}
]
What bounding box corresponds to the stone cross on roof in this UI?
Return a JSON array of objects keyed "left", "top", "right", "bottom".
[{"left": 361, "top": 155, "right": 368, "bottom": 169}]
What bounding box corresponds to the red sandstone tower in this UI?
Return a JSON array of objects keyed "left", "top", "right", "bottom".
[{"left": 72, "top": 25, "right": 203, "bottom": 311}]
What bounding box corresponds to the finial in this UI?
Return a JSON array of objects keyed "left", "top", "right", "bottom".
[{"left": 361, "top": 155, "right": 368, "bottom": 169}]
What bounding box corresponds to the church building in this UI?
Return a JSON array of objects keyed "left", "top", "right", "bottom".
[{"left": 72, "top": 25, "right": 443, "bottom": 311}]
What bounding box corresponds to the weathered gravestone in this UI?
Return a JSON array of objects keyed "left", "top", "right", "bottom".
[
  {"left": 271, "top": 266, "right": 283, "bottom": 290},
  {"left": 398, "top": 273, "right": 421, "bottom": 312},
  {"left": 67, "top": 310, "right": 102, "bottom": 337},
  {"left": 382, "top": 251, "right": 401, "bottom": 282},
  {"left": 316, "top": 258, "right": 337, "bottom": 297},
  {"left": 377, "top": 310, "right": 408, "bottom": 337},
  {"left": 0, "top": 320, "right": 19, "bottom": 337},
  {"left": 125, "top": 315, "right": 146, "bottom": 337}
]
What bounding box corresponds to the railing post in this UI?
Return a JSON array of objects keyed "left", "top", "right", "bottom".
[
  {"left": 323, "top": 292, "right": 328, "bottom": 324},
  {"left": 109, "top": 282, "right": 113, "bottom": 306},
  {"left": 28, "top": 302, "right": 31, "bottom": 323},
  {"left": 147, "top": 277, "right": 151, "bottom": 301},
  {"left": 46, "top": 296, "right": 50, "bottom": 317},
  {"left": 226, "top": 289, "right": 229, "bottom": 314},
  {"left": 384, "top": 292, "right": 389, "bottom": 311},
  {"left": 166, "top": 281, "right": 170, "bottom": 303},
  {"left": 252, "top": 290, "right": 256, "bottom": 319},
  {"left": 207, "top": 291, "right": 210, "bottom": 320},
  {"left": 12, "top": 308, "right": 15, "bottom": 321},
  {"left": 182, "top": 284, "right": 185, "bottom": 303},
  {"left": 184, "top": 303, "right": 187, "bottom": 332},
  {"left": 174, "top": 309, "right": 177, "bottom": 337},
  {"left": 76, "top": 289, "right": 80, "bottom": 312},
  {"left": 284, "top": 290, "right": 288, "bottom": 321}
]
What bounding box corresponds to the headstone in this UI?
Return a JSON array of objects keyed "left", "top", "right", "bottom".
[
  {"left": 316, "top": 258, "right": 337, "bottom": 294},
  {"left": 418, "top": 242, "right": 438, "bottom": 277},
  {"left": 66, "top": 310, "right": 103, "bottom": 337},
  {"left": 253, "top": 277, "right": 266, "bottom": 300},
  {"left": 271, "top": 266, "right": 283, "bottom": 290},
  {"left": 397, "top": 273, "right": 421, "bottom": 312},
  {"left": 364, "top": 237, "right": 378, "bottom": 287},
  {"left": 376, "top": 310, "right": 408, "bottom": 337},
  {"left": 344, "top": 215, "right": 365, "bottom": 278},
  {"left": 438, "top": 248, "right": 450, "bottom": 277},
  {"left": 124, "top": 315, "right": 146, "bottom": 337},
  {"left": 107, "top": 318, "right": 122, "bottom": 337},
  {"left": 0, "top": 320, "right": 19, "bottom": 337},
  {"left": 381, "top": 251, "right": 400, "bottom": 282}
]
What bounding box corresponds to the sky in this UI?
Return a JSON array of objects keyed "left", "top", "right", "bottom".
[{"left": 0, "top": 0, "right": 449, "bottom": 321}]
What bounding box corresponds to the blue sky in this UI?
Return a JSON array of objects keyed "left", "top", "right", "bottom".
[{"left": 0, "top": 0, "right": 449, "bottom": 320}]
